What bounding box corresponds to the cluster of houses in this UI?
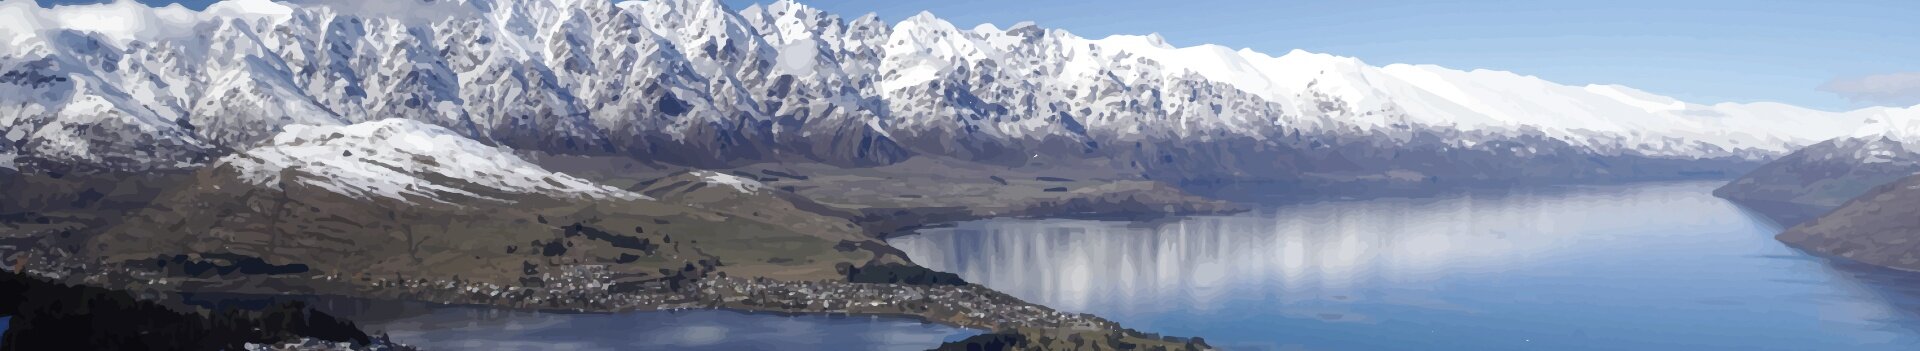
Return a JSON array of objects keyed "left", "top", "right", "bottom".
[{"left": 7, "top": 251, "right": 1123, "bottom": 332}]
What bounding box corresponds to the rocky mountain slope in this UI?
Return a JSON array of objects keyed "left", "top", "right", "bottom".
[
  {"left": 1778, "top": 171, "right": 1920, "bottom": 271},
  {"left": 0, "top": 0, "right": 1886, "bottom": 186},
  {"left": 1715, "top": 105, "right": 1920, "bottom": 223}
]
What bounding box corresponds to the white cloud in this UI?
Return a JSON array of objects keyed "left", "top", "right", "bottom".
[{"left": 1822, "top": 72, "right": 1920, "bottom": 107}]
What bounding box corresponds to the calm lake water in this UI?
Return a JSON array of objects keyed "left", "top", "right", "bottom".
[
  {"left": 171, "top": 291, "right": 980, "bottom": 351},
  {"left": 349, "top": 308, "right": 978, "bottom": 351},
  {"left": 891, "top": 181, "right": 1920, "bottom": 351}
]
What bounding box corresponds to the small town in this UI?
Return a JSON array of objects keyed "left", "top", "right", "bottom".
[{"left": 6, "top": 249, "right": 1126, "bottom": 335}]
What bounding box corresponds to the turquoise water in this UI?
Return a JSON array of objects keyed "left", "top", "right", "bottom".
[
  {"left": 357, "top": 308, "right": 979, "bottom": 351},
  {"left": 891, "top": 182, "right": 1920, "bottom": 350}
]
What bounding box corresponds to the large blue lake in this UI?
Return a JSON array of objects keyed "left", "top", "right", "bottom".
[{"left": 891, "top": 181, "right": 1920, "bottom": 350}]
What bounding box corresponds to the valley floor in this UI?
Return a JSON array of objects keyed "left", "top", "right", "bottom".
[
  {"left": 10, "top": 253, "right": 1201, "bottom": 350},
  {"left": 1, "top": 159, "right": 1236, "bottom": 350}
]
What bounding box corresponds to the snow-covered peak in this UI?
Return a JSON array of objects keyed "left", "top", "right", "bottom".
[
  {"left": 203, "top": 0, "right": 292, "bottom": 22},
  {"left": 0, "top": 0, "right": 201, "bottom": 48},
  {"left": 757, "top": 0, "right": 821, "bottom": 19},
  {"left": 1, "top": 0, "right": 456, "bottom": 52},
  {"left": 879, "top": 10, "right": 991, "bottom": 92},
  {"left": 630, "top": 0, "right": 773, "bottom": 76},
  {"left": 630, "top": 0, "right": 759, "bottom": 45},
  {"left": 1098, "top": 34, "right": 1173, "bottom": 50},
  {"left": 739, "top": 0, "right": 823, "bottom": 43},
  {"left": 1582, "top": 84, "right": 1686, "bottom": 112},
  {"left": 1276, "top": 48, "right": 1367, "bottom": 65},
  {"left": 1090, "top": 36, "right": 1286, "bottom": 97},
  {"left": 1849, "top": 105, "right": 1920, "bottom": 143},
  {"left": 1005, "top": 21, "right": 1040, "bottom": 34},
  {"left": 900, "top": 10, "right": 941, "bottom": 26},
  {"left": 223, "top": 119, "right": 644, "bottom": 204},
  {"left": 287, "top": 0, "right": 479, "bottom": 24}
]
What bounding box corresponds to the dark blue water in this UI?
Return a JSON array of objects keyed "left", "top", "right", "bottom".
[
  {"left": 358, "top": 308, "right": 979, "bottom": 351},
  {"left": 891, "top": 182, "right": 1920, "bottom": 350}
]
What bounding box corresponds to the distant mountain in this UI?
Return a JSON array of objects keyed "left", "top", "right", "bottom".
[
  {"left": 1778, "top": 170, "right": 1920, "bottom": 271},
  {"left": 0, "top": 0, "right": 1887, "bottom": 185},
  {"left": 1715, "top": 106, "right": 1920, "bottom": 223}
]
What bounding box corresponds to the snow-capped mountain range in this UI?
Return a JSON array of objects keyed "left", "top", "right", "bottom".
[{"left": 0, "top": 0, "right": 1902, "bottom": 182}]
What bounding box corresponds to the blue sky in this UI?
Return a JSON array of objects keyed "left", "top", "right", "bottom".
[{"left": 39, "top": 0, "right": 1920, "bottom": 111}]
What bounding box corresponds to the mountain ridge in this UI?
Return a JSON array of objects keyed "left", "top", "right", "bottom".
[
  {"left": 1715, "top": 105, "right": 1920, "bottom": 224},
  {"left": 0, "top": 0, "right": 1898, "bottom": 185}
]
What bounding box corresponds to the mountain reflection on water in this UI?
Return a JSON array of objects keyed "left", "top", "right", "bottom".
[
  {"left": 891, "top": 182, "right": 1920, "bottom": 350},
  {"left": 178, "top": 295, "right": 978, "bottom": 351},
  {"left": 358, "top": 308, "right": 977, "bottom": 351}
]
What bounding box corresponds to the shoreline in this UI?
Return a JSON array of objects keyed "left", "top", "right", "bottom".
[
  {"left": 5, "top": 197, "right": 1234, "bottom": 350},
  {"left": 9, "top": 179, "right": 1757, "bottom": 349},
  {"left": 16, "top": 260, "right": 1208, "bottom": 350},
  {"left": 179, "top": 281, "right": 994, "bottom": 330},
  {"left": 865, "top": 206, "right": 1248, "bottom": 240}
]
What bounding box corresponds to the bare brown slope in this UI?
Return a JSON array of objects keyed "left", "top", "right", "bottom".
[{"left": 1778, "top": 173, "right": 1920, "bottom": 271}]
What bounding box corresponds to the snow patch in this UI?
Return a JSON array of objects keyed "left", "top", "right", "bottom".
[
  {"left": 223, "top": 119, "right": 644, "bottom": 204},
  {"left": 690, "top": 170, "right": 765, "bottom": 193},
  {"left": 285, "top": 0, "right": 479, "bottom": 24},
  {"left": 774, "top": 38, "right": 819, "bottom": 75}
]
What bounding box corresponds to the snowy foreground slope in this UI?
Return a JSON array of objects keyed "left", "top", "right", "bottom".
[
  {"left": 0, "top": 0, "right": 1901, "bottom": 182},
  {"left": 216, "top": 118, "right": 642, "bottom": 204}
]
